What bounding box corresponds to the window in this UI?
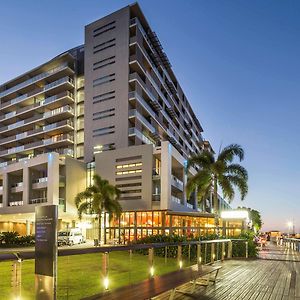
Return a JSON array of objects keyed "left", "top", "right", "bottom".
[
  {"left": 93, "top": 56, "right": 115, "bottom": 70},
  {"left": 116, "top": 162, "right": 142, "bottom": 169},
  {"left": 92, "top": 126, "right": 115, "bottom": 137},
  {"left": 93, "top": 108, "right": 115, "bottom": 120},
  {"left": 93, "top": 74, "right": 115, "bottom": 87},
  {"left": 116, "top": 169, "right": 142, "bottom": 175},
  {"left": 93, "top": 91, "right": 115, "bottom": 104},
  {"left": 93, "top": 22, "right": 116, "bottom": 37}
]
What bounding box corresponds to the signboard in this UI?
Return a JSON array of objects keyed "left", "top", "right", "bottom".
[{"left": 35, "top": 205, "right": 58, "bottom": 300}]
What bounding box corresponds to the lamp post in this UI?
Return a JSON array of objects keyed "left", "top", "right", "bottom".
[{"left": 287, "top": 221, "right": 293, "bottom": 238}]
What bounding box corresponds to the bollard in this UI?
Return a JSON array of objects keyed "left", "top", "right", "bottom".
[
  {"left": 178, "top": 245, "right": 182, "bottom": 269},
  {"left": 245, "top": 241, "right": 248, "bottom": 258},
  {"left": 164, "top": 246, "right": 168, "bottom": 264},
  {"left": 197, "top": 243, "right": 202, "bottom": 267},
  {"left": 102, "top": 252, "right": 109, "bottom": 290},
  {"left": 204, "top": 243, "right": 208, "bottom": 264},
  {"left": 221, "top": 242, "right": 225, "bottom": 261},
  {"left": 228, "top": 241, "right": 232, "bottom": 259},
  {"left": 148, "top": 248, "right": 154, "bottom": 278},
  {"left": 11, "top": 260, "right": 22, "bottom": 299},
  {"left": 211, "top": 243, "right": 215, "bottom": 264}
]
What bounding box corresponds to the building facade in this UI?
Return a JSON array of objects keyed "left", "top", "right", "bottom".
[{"left": 0, "top": 3, "right": 233, "bottom": 237}]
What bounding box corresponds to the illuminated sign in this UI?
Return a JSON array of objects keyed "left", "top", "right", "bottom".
[{"left": 221, "top": 210, "right": 249, "bottom": 219}]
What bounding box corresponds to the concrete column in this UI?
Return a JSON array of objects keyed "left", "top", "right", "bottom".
[
  {"left": 47, "top": 153, "right": 60, "bottom": 205},
  {"left": 160, "top": 142, "right": 172, "bottom": 209},
  {"left": 26, "top": 220, "right": 31, "bottom": 235},
  {"left": 58, "top": 219, "right": 62, "bottom": 231},
  {"left": 3, "top": 173, "right": 8, "bottom": 207},
  {"left": 23, "top": 165, "right": 29, "bottom": 204},
  {"left": 183, "top": 167, "right": 187, "bottom": 207}
]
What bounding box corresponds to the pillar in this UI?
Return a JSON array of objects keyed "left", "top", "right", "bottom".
[{"left": 26, "top": 220, "right": 31, "bottom": 235}]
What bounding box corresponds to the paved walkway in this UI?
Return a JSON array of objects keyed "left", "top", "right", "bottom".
[{"left": 158, "top": 243, "right": 300, "bottom": 300}]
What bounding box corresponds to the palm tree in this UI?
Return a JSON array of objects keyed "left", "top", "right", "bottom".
[
  {"left": 186, "top": 144, "right": 248, "bottom": 230},
  {"left": 75, "top": 174, "right": 122, "bottom": 244}
]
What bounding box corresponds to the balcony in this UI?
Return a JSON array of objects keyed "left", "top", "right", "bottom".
[
  {"left": 171, "top": 195, "right": 182, "bottom": 205},
  {"left": 29, "top": 198, "right": 47, "bottom": 205},
  {"left": 128, "top": 109, "right": 155, "bottom": 133},
  {"left": 171, "top": 175, "right": 184, "bottom": 191},
  {"left": 152, "top": 194, "right": 161, "bottom": 202},
  {"left": 1, "top": 76, "right": 74, "bottom": 110},
  {"left": 0, "top": 91, "right": 74, "bottom": 124},
  {"left": 32, "top": 177, "right": 48, "bottom": 189},
  {"left": 0, "top": 133, "right": 73, "bottom": 158},
  {"left": 187, "top": 203, "right": 194, "bottom": 209},
  {"left": 0, "top": 62, "right": 71, "bottom": 98},
  {"left": 152, "top": 168, "right": 160, "bottom": 179},
  {"left": 8, "top": 201, "right": 23, "bottom": 207},
  {"left": 128, "top": 91, "right": 157, "bottom": 120},
  {"left": 11, "top": 182, "right": 23, "bottom": 193},
  {"left": 128, "top": 127, "right": 155, "bottom": 146}
]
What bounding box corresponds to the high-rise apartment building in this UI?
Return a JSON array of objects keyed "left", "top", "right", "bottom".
[{"left": 0, "top": 3, "right": 231, "bottom": 237}]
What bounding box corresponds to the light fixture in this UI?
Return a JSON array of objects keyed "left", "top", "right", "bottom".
[
  {"left": 103, "top": 277, "right": 109, "bottom": 290},
  {"left": 150, "top": 266, "right": 154, "bottom": 277},
  {"left": 179, "top": 260, "right": 183, "bottom": 269}
]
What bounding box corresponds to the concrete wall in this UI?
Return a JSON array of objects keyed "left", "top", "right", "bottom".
[
  {"left": 84, "top": 6, "right": 130, "bottom": 162},
  {"left": 64, "top": 156, "right": 86, "bottom": 218},
  {"left": 95, "top": 144, "right": 153, "bottom": 210}
]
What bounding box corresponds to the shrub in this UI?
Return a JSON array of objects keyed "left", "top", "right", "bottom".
[
  {"left": 0, "top": 231, "right": 35, "bottom": 247},
  {"left": 131, "top": 232, "right": 258, "bottom": 261}
]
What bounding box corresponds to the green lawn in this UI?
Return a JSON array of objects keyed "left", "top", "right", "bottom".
[{"left": 0, "top": 251, "right": 185, "bottom": 299}]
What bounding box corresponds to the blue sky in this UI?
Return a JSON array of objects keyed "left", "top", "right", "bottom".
[{"left": 1, "top": 1, "right": 299, "bottom": 231}]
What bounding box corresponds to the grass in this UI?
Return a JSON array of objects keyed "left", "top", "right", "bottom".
[{"left": 0, "top": 251, "right": 186, "bottom": 300}]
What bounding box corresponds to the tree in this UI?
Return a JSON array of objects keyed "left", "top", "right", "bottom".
[
  {"left": 238, "top": 207, "right": 262, "bottom": 233},
  {"left": 75, "top": 174, "right": 122, "bottom": 243},
  {"left": 186, "top": 144, "right": 248, "bottom": 229}
]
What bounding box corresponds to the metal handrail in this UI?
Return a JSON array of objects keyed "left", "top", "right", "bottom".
[{"left": 0, "top": 238, "right": 247, "bottom": 261}]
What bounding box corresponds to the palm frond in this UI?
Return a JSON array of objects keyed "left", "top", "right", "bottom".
[
  {"left": 218, "top": 175, "right": 235, "bottom": 201},
  {"left": 186, "top": 150, "right": 214, "bottom": 171},
  {"left": 186, "top": 170, "right": 211, "bottom": 199},
  {"left": 77, "top": 201, "right": 90, "bottom": 219},
  {"left": 218, "top": 144, "right": 244, "bottom": 163},
  {"left": 226, "top": 175, "right": 248, "bottom": 200},
  {"left": 226, "top": 164, "right": 248, "bottom": 180}
]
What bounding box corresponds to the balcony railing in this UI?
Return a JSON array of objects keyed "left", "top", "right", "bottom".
[
  {"left": 8, "top": 201, "right": 23, "bottom": 206},
  {"left": 187, "top": 203, "right": 194, "bottom": 209},
  {"left": 128, "top": 127, "right": 155, "bottom": 146},
  {"left": 29, "top": 198, "right": 47, "bottom": 204},
  {"left": 152, "top": 194, "right": 161, "bottom": 202},
  {"left": 1, "top": 76, "right": 74, "bottom": 109},
  {"left": 128, "top": 109, "right": 155, "bottom": 133},
  {"left": 128, "top": 91, "right": 157, "bottom": 119},
  {"left": 33, "top": 177, "right": 48, "bottom": 184},
  {"left": 0, "top": 62, "right": 70, "bottom": 98},
  {"left": 171, "top": 175, "right": 184, "bottom": 190},
  {"left": 171, "top": 195, "right": 182, "bottom": 205}
]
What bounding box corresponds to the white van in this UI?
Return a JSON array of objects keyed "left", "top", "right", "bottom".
[{"left": 58, "top": 228, "right": 85, "bottom": 246}]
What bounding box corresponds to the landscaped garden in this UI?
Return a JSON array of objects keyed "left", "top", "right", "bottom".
[{"left": 0, "top": 250, "right": 181, "bottom": 300}]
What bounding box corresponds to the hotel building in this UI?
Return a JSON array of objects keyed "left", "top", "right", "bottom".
[{"left": 0, "top": 3, "right": 238, "bottom": 239}]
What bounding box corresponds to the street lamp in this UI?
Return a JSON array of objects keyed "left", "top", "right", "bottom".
[{"left": 287, "top": 221, "right": 293, "bottom": 237}]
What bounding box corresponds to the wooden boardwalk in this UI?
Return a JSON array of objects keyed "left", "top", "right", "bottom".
[{"left": 157, "top": 243, "right": 300, "bottom": 300}]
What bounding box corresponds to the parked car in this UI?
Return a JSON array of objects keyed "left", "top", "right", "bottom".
[{"left": 58, "top": 228, "right": 85, "bottom": 246}]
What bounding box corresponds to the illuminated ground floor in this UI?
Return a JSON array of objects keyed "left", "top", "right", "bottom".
[
  {"left": 0, "top": 209, "right": 248, "bottom": 244},
  {"left": 100, "top": 210, "right": 247, "bottom": 244}
]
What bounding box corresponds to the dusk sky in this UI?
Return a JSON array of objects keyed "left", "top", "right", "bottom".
[{"left": 1, "top": 0, "right": 299, "bottom": 232}]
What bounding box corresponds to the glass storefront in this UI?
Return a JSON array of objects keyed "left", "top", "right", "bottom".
[{"left": 104, "top": 210, "right": 225, "bottom": 244}]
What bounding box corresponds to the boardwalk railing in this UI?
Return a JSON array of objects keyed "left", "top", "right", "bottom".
[
  {"left": 0, "top": 238, "right": 248, "bottom": 299},
  {"left": 282, "top": 238, "right": 300, "bottom": 251}
]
